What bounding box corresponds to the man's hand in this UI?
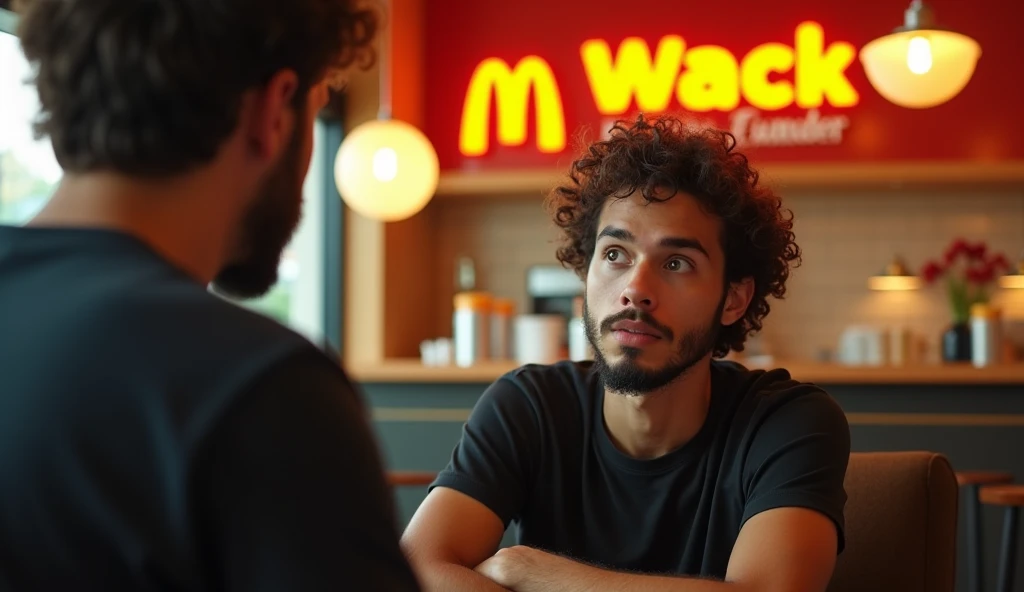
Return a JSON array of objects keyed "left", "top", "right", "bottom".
[{"left": 475, "top": 546, "right": 581, "bottom": 592}]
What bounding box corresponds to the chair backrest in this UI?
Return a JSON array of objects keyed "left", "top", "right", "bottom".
[{"left": 828, "top": 451, "right": 958, "bottom": 592}]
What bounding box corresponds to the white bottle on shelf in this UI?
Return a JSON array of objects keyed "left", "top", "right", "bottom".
[{"left": 971, "top": 303, "right": 1002, "bottom": 367}]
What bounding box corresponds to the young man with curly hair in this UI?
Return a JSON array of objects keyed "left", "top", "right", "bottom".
[
  {"left": 403, "top": 115, "right": 850, "bottom": 592},
  {"left": 0, "top": 1, "right": 420, "bottom": 590}
]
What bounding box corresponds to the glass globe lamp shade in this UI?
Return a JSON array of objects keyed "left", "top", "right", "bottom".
[{"left": 334, "top": 119, "right": 440, "bottom": 222}]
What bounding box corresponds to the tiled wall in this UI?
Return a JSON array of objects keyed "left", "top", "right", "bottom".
[
  {"left": 768, "top": 189, "right": 1024, "bottom": 361},
  {"left": 429, "top": 188, "right": 1024, "bottom": 362}
]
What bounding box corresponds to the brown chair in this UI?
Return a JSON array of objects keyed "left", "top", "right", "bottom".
[{"left": 828, "top": 451, "right": 959, "bottom": 592}]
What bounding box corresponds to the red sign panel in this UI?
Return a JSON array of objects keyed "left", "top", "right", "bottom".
[{"left": 424, "top": 0, "right": 1024, "bottom": 171}]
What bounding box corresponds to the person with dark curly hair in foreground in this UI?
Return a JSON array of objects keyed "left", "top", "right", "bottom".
[
  {"left": 0, "top": 1, "right": 420, "bottom": 590},
  {"left": 403, "top": 114, "right": 850, "bottom": 592}
]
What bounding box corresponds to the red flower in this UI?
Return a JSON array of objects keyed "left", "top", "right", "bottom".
[
  {"left": 921, "top": 261, "right": 945, "bottom": 283},
  {"left": 990, "top": 253, "right": 1010, "bottom": 271},
  {"left": 944, "top": 238, "right": 969, "bottom": 264},
  {"left": 967, "top": 242, "right": 988, "bottom": 260},
  {"left": 979, "top": 262, "right": 996, "bottom": 284}
]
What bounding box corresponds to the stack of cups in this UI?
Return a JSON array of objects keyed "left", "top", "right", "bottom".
[
  {"left": 513, "top": 314, "right": 566, "bottom": 365},
  {"left": 490, "top": 298, "right": 515, "bottom": 361},
  {"left": 453, "top": 291, "right": 492, "bottom": 368}
]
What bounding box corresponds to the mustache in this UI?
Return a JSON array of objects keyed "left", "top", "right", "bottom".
[{"left": 599, "top": 308, "right": 674, "bottom": 341}]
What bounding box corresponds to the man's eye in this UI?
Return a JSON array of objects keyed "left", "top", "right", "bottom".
[{"left": 666, "top": 258, "right": 692, "bottom": 272}]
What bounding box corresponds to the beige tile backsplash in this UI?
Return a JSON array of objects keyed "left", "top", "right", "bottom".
[{"left": 429, "top": 188, "right": 1024, "bottom": 362}]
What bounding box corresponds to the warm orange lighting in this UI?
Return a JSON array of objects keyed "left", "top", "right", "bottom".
[
  {"left": 860, "top": 30, "right": 980, "bottom": 108},
  {"left": 868, "top": 275, "right": 923, "bottom": 291},
  {"left": 859, "top": 1, "right": 981, "bottom": 109},
  {"left": 999, "top": 257, "right": 1024, "bottom": 289},
  {"left": 999, "top": 275, "right": 1024, "bottom": 290},
  {"left": 868, "top": 256, "right": 921, "bottom": 291},
  {"left": 335, "top": 119, "right": 439, "bottom": 222},
  {"left": 459, "top": 56, "right": 566, "bottom": 157}
]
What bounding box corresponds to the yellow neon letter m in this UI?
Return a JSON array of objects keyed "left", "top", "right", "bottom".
[{"left": 459, "top": 56, "right": 566, "bottom": 157}]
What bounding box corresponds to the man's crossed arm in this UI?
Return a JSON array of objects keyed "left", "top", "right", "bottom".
[{"left": 402, "top": 488, "right": 838, "bottom": 592}]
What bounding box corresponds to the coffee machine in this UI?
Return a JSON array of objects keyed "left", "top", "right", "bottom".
[{"left": 526, "top": 265, "right": 584, "bottom": 317}]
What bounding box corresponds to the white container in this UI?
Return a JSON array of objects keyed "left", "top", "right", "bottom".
[
  {"left": 453, "top": 292, "right": 491, "bottom": 367},
  {"left": 888, "top": 326, "right": 912, "bottom": 366},
  {"left": 838, "top": 325, "right": 886, "bottom": 366},
  {"left": 971, "top": 303, "right": 1002, "bottom": 367},
  {"left": 490, "top": 298, "right": 514, "bottom": 360},
  {"left": 568, "top": 316, "right": 592, "bottom": 361},
  {"left": 513, "top": 314, "right": 565, "bottom": 365}
]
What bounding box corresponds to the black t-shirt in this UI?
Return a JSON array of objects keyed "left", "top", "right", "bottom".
[
  {"left": 432, "top": 359, "right": 850, "bottom": 577},
  {"left": 0, "top": 226, "right": 419, "bottom": 592}
]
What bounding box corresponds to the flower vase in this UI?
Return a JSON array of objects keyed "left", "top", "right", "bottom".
[{"left": 941, "top": 322, "right": 972, "bottom": 362}]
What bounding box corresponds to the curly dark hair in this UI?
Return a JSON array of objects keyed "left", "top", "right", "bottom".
[
  {"left": 14, "top": 0, "right": 377, "bottom": 176},
  {"left": 546, "top": 114, "right": 801, "bottom": 357}
]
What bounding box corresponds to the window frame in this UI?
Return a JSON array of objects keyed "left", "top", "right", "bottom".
[{"left": 319, "top": 119, "right": 344, "bottom": 356}]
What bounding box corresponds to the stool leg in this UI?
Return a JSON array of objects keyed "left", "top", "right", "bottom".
[
  {"left": 996, "top": 506, "right": 1019, "bottom": 592},
  {"left": 966, "top": 484, "right": 983, "bottom": 592}
]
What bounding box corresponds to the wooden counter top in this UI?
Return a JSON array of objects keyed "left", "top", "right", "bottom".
[{"left": 347, "top": 358, "right": 1024, "bottom": 385}]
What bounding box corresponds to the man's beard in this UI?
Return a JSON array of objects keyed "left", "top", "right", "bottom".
[
  {"left": 584, "top": 295, "right": 725, "bottom": 396},
  {"left": 211, "top": 117, "right": 306, "bottom": 299}
]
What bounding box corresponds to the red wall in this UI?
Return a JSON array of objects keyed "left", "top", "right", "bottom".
[{"left": 424, "top": 0, "right": 1024, "bottom": 171}]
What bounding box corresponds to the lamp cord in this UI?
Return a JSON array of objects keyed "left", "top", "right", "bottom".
[{"left": 377, "top": 0, "right": 392, "bottom": 120}]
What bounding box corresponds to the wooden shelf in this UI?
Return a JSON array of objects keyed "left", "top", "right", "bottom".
[
  {"left": 434, "top": 161, "right": 1024, "bottom": 197},
  {"left": 349, "top": 359, "right": 521, "bottom": 383},
  {"left": 348, "top": 358, "right": 1024, "bottom": 385}
]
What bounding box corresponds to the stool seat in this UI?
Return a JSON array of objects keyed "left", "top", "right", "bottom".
[
  {"left": 981, "top": 485, "right": 1024, "bottom": 507},
  {"left": 957, "top": 471, "right": 1014, "bottom": 486},
  {"left": 387, "top": 471, "right": 437, "bottom": 487}
]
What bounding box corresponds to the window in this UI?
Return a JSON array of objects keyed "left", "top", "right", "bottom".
[
  {"left": 0, "top": 9, "right": 336, "bottom": 346},
  {"left": 241, "top": 121, "right": 328, "bottom": 344},
  {"left": 1, "top": 13, "right": 60, "bottom": 225}
]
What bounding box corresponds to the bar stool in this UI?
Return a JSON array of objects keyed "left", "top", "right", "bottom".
[
  {"left": 979, "top": 484, "right": 1024, "bottom": 592},
  {"left": 957, "top": 471, "right": 1014, "bottom": 592},
  {"left": 387, "top": 471, "right": 437, "bottom": 487}
]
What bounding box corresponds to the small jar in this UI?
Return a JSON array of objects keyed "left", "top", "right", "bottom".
[
  {"left": 490, "top": 298, "right": 515, "bottom": 360},
  {"left": 453, "top": 291, "right": 491, "bottom": 367},
  {"left": 970, "top": 303, "right": 1002, "bottom": 367}
]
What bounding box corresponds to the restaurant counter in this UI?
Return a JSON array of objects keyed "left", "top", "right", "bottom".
[{"left": 347, "top": 358, "right": 1024, "bottom": 385}]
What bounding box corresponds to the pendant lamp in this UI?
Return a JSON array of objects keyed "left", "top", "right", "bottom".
[
  {"left": 859, "top": 0, "right": 981, "bottom": 109},
  {"left": 334, "top": 1, "right": 439, "bottom": 221}
]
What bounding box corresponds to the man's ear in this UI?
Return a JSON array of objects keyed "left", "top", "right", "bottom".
[
  {"left": 241, "top": 69, "right": 299, "bottom": 162},
  {"left": 721, "top": 277, "right": 754, "bottom": 327}
]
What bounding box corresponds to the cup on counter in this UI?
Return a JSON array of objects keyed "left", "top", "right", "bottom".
[
  {"left": 420, "top": 338, "right": 452, "bottom": 366},
  {"left": 513, "top": 314, "right": 566, "bottom": 365},
  {"left": 838, "top": 325, "right": 887, "bottom": 366}
]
